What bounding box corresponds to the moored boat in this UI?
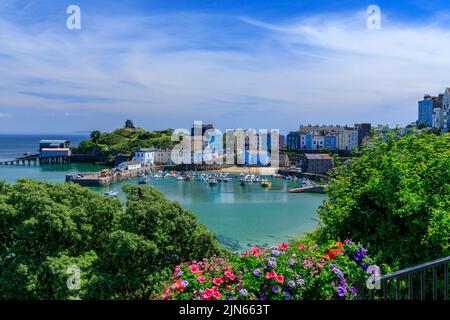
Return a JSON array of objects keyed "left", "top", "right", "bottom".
[
  {"left": 103, "top": 191, "right": 119, "bottom": 197},
  {"left": 208, "top": 176, "right": 217, "bottom": 185},
  {"left": 261, "top": 179, "right": 272, "bottom": 188}
]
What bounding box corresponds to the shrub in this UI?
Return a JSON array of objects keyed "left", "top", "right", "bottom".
[{"left": 316, "top": 131, "right": 450, "bottom": 268}]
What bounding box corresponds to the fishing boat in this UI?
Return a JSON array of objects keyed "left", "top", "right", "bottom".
[
  {"left": 208, "top": 176, "right": 217, "bottom": 186},
  {"left": 103, "top": 191, "right": 119, "bottom": 197},
  {"left": 261, "top": 179, "right": 272, "bottom": 188},
  {"left": 138, "top": 176, "right": 149, "bottom": 184}
]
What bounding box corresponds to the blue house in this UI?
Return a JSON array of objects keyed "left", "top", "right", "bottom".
[
  {"left": 287, "top": 131, "right": 301, "bottom": 150},
  {"left": 418, "top": 96, "right": 433, "bottom": 127},
  {"left": 324, "top": 135, "right": 337, "bottom": 151}
]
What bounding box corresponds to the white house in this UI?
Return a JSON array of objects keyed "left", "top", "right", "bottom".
[
  {"left": 155, "top": 148, "right": 172, "bottom": 164},
  {"left": 134, "top": 148, "right": 156, "bottom": 166},
  {"left": 118, "top": 160, "right": 142, "bottom": 171}
]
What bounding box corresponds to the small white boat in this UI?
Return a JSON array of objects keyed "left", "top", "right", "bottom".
[
  {"left": 138, "top": 176, "right": 149, "bottom": 184},
  {"left": 176, "top": 176, "right": 184, "bottom": 181},
  {"left": 103, "top": 191, "right": 119, "bottom": 197}
]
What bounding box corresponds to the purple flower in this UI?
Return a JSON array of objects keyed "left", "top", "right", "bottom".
[
  {"left": 181, "top": 280, "right": 189, "bottom": 288},
  {"left": 350, "top": 286, "right": 357, "bottom": 296},
  {"left": 272, "top": 286, "right": 281, "bottom": 294},
  {"left": 284, "top": 292, "right": 291, "bottom": 300},
  {"left": 239, "top": 289, "right": 248, "bottom": 297},
  {"left": 267, "top": 258, "right": 277, "bottom": 267},
  {"left": 260, "top": 294, "right": 267, "bottom": 301},
  {"left": 344, "top": 239, "right": 353, "bottom": 245},
  {"left": 297, "top": 278, "right": 305, "bottom": 286},
  {"left": 288, "top": 280, "right": 296, "bottom": 289},
  {"left": 272, "top": 250, "right": 283, "bottom": 257},
  {"left": 287, "top": 258, "right": 295, "bottom": 266},
  {"left": 253, "top": 269, "right": 262, "bottom": 277},
  {"left": 362, "top": 263, "right": 369, "bottom": 271},
  {"left": 354, "top": 247, "right": 368, "bottom": 261},
  {"left": 337, "top": 286, "right": 347, "bottom": 297}
]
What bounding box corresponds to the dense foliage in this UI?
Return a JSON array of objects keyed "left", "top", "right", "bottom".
[
  {"left": 316, "top": 131, "right": 450, "bottom": 268},
  {"left": 74, "top": 126, "right": 176, "bottom": 164},
  {"left": 155, "top": 240, "right": 377, "bottom": 300},
  {"left": 0, "top": 180, "right": 219, "bottom": 299}
]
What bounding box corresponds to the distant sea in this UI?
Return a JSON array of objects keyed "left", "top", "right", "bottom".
[{"left": 0, "top": 134, "right": 89, "bottom": 161}]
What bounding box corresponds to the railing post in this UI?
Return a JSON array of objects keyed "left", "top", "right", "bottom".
[
  {"left": 444, "top": 263, "right": 448, "bottom": 301},
  {"left": 408, "top": 274, "right": 413, "bottom": 300},
  {"left": 420, "top": 271, "right": 425, "bottom": 300},
  {"left": 432, "top": 267, "right": 437, "bottom": 300},
  {"left": 383, "top": 279, "right": 388, "bottom": 300}
]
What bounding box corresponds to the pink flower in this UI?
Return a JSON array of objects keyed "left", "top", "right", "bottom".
[
  {"left": 266, "top": 271, "right": 277, "bottom": 280},
  {"left": 212, "top": 277, "right": 223, "bottom": 285},
  {"left": 279, "top": 243, "right": 289, "bottom": 250},
  {"left": 250, "top": 247, "right": 261, "bottom": 256},
  {"left": 203, "top": 287, "right": 221, "bottom": 300},
  {"left": 197, "top": 276, "right": 206, "bottom": 283},
  {"left": 189, "top": 264, "right": 202, "bottom": 274},
  {"left": 275, "top": 274, "right": 285, "bottom": 284},
  {"left": 224, "top": 271, "right": 236, "bottom": 280},
  {"left": 297, "top": 244, "right": 305, "bottom": 251}
]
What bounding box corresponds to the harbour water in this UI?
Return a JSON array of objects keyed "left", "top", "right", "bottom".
[{"left": 0, "top": 134, "right": 327, "bottom": 251}]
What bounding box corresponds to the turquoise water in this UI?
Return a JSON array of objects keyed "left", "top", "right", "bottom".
[
  {"left": 0, "top": 134, "right": 326, "bottom": 251},
  {"left": 0, "top": 164, "right": 325, "bottom": 251}
]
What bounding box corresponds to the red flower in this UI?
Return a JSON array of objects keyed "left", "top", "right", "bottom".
[
  {"left": 197, "top": 276, "right": 206, "bottom": 283},
  {"left": 336, "top": 242, "right": 343, "bottom": 249},
  {"left": 279, "top": 243, "right": 289, "bottom": 250},
  {"left": 266, "top": 271, "right": 277, "bottom": 280},
  {"left": 297, "top": 244, "right": 305, "bottom": 251},
  {"left": 224, "top": 271, "right": 236, "bottom": 280},
  {"left": 275, "top": 274, "right": 285, "bottom": 284},
  {"left": 327, "top": 249, "right": 341, "bottom": 260},
  {"left": 189, "top": 264, "right": 202, "bottom": 274},
  {"left": 174, "top": 280, "right": 184, "bottom": 291},
  {"left": 250, "top": 247, "right": 261, "bottom": 256},
  {"left": 212, "top": 277, "right": 223, "bottom": 285}
]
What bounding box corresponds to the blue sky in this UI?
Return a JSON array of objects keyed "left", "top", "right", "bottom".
[{"left": 1, "top": 0, "right": 450, "bottom": 133}]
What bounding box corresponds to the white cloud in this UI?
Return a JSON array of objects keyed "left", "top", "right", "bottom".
[{"left": 0, "top": 9, "right": 449, "bottom": 131}]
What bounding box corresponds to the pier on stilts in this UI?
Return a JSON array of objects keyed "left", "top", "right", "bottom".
[
  {"left": 0, "top": 154, "right": 71, "bottom": 166},
  {"left": 0, "top": 154, "right": 41, "bottom": 166}
]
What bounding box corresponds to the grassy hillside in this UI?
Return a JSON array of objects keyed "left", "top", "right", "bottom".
[{"left": 73, "top": 127, "right": 176, "bottom": 165}]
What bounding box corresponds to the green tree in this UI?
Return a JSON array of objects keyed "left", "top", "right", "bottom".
[
  {"left": 315, "top": 131, "right": 450, "bottom": 268},
  {"left": 0, "top": 180, "right": 219, "bottom": 299},
  {"left": 90, "top": 130, "right": 101, "bottom": 143}
]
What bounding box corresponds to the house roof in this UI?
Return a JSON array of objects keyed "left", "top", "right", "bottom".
[
  {"left": 305, "top": 154, "right": 333, "bottom": 160},
  {"left": 136, "top": 148, "right": 156, "bottom": 152},
  {"left": 41, "top": 148, "right": 70, "bottom": 151},
  {"left": 40, "top": 140, "right": 69, "bottom": 144}
]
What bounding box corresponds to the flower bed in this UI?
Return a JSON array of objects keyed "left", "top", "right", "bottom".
[{"left": 155, "top": 240, "right": 375, "bottom": 300}]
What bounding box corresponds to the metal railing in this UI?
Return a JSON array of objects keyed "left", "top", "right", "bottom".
[{"left": 365, "top": 256, "right": 449, "bottom": 300}]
